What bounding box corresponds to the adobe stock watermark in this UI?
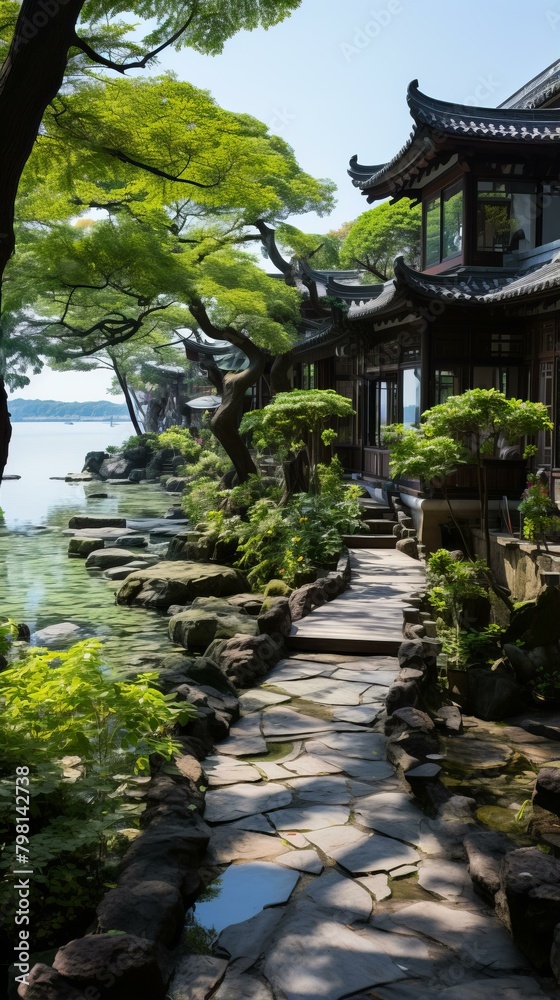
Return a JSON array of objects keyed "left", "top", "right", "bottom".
[
  {"left": 463, "top": 73, "right": 502, "bottom": 105},
  {"left": 340, "top": 0, "right": 410, "bottom": 62},
  {"left": 269, "top": 108, "right": 297, "bottom": 133},
  {"left": 12, "top": 0, "right": 73, "bottom": 54},
  {"left": 12, "top": 766, "right": 33, "bottom": 991}
]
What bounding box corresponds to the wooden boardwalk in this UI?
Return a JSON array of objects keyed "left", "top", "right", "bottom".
[{"left": 288, "top": 548, "right": 425, "bottom": 656}]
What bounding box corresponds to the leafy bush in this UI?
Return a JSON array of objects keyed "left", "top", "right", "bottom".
[
  {"left": 427, "top": 549, "right": 490, "bottom": 668},
  {"left": 156, "top": 425, "right": 202, "bottom": 461},
  {"left": 184, "top": 451, "right": 231, "bottom": 482},
  {"left": 437, "top": 622, "right": 505, "bottom": 670},
  {"left": 181, "top": 478, "right": 224, "bottom": 524},
  {"left": 519, "top": 473, "right": 558, "bottom": 544},
  {"left": 0, "top": 637, "right": 194, "bottom": 944}
]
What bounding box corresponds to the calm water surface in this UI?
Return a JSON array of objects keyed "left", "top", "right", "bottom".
[{"left": 1, "top": 422, "right": 176, "bottom": 671}]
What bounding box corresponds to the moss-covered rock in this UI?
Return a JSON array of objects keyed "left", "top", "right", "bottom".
[
  {"left": 68, "top": 537, "right": 105, "bottom": 558},
  {"left": 116, "top": 561, "right": 249, "bottom": 610},
  {"left": 168, "top": 607, "right": 258, "bottom": 652}
]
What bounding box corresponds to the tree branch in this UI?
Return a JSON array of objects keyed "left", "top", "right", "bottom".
[
  {"left": 353, "top": 257, "right": 388, "bottom": 283},
  {"left": 71, "top": 9, "right": 197, "bottom": 75}
]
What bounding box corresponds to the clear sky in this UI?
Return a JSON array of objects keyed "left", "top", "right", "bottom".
[{"left": 13, "top": 0, "right": 560, "bottom": 401}]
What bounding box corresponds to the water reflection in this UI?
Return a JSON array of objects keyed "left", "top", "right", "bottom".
[{"left": 193, "top": 862, "right": 299, "bottom": 935}]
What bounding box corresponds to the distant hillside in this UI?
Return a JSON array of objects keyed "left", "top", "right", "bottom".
[{"left": 9, "top": 398, "right": 129, "bottom": 422}]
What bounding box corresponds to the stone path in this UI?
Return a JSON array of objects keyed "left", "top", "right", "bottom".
[
  {"left": 168, "top": 649, "right": 553, "bottom": 1000},
  {"left": 288, "top": 550, "right": 426, "bottom": 655}
]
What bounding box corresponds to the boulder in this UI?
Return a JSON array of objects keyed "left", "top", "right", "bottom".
[
  {"left": 128, "top": 468, "right": 146, "bottom": 483},
  {"left": 385, "top": 678, "right": 420, "bottom": 715},
  {"left": 52, "top": 934, "right": 165, "bottom": 999},
  {"left": 433, "top": 705, "right": 463, "bottom": 734},
  {"left": 227, "top": 593, "right": 265, "bottom": 615},
  {"left": 68, "top": 515, "right": 126, "bottom": 529},
  {"left": 99, "top": 456, "right": 134, "bottom": 480},
  {"left": 396, "top": 537, "right": 418, "bottom": 558},
  {"left": 122, "top": 445, "right": 152, "bottom": 466},
  {"left": 503, "top": 643, "right": 536, "bottom": 682},
  {"left": 289, "top": 581, "right": 327, "bottom": 622},
  {"left": 31, "top": 622, "right": 83, "bottom": 647},
  {"left": 17, "top": 963, "right": 84, "bottom": 999},
  {"left": 168, "top": 607, "right": 258, "bottom": 652},
  {"left": 119, "top": 816, "right": 211, "bottom": 870},
  {"left": 398, "top": 640, "right": 425, "bottom": 669},
  {"left": 116, "top": 561, "right": 249, "bottom": 610},
  {"left": 64, "top": 472, "right": 94, "bottom": 482},
  {"left": 533, "top": 767, "right": 560, "bottom": 817},
  {"left": 209, "top": 632, "right": 282, "bottom": 688},
  {"left": 145, "top": 448, "right": 174, "bottom": 480},
  {"left": 466, "top": 666, "right": 526, "bottom": 721},
  {"left": 67, "top": 537, "right": 104, "bottom": 558},
  {"left": 257, "top": 597, "right": 292, "bottom": 637},
  {"left": 96, "top": 881, "right": 184, "bottom": 946},
  {"left": 464, "top": 829, "right": 517, "bottom": 902},
  {"left": 495, "top": 846, "right": 560, "bottom": 972},
  {"left": 165, "top": 476, "right": 188, "bottom": 493},
  {"left": 114, "top": 534, "right": 147, "bottom": 548},
  {"left": 82, "top": 451, "right": 106, "bottom": 475},
  {"left": 85, "top": 547, "right": 140, "bottom": 570},
  {"left": 384, "top": 707, "right": 434, "bottom": 737},
  {"left": 104, "top": 565, "right": 137, "bottom": 581}
]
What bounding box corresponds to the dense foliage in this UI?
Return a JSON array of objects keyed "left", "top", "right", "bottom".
[{"left": 0, "top": 635, "right": 193, "bottom": 942}]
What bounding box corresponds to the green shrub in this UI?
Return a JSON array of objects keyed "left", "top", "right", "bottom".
[
  {"left": 0, "top": 637, "right": 194, "bottom": 944},
  {"left": 519, "top": 474, "right": 558, "bottom": 544},
  {"left": 156, "top": 426, "right": 202, "bottom": 461},
  {"left": 181, "top": 478, "right": 224, "bottom": 524}
]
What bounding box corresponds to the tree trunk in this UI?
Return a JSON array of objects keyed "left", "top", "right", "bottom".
[
  {"left": 0, "top": 0, "right": 85, "bottom": 480},
  {"left": 0, "top": 378, "right": 11, "bottom": 487},
  {"left": 110, "top": 355, "right": 142, "bottom": 435},
  {"left": 270, "top": 351, "right": 293, "bottom": 395},
  {"left": 189, "top": 299, "right": 265, "bottom": 483}
]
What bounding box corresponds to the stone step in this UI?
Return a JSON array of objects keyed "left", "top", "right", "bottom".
[
  {"left": 361, "top": 519, "right": 396, "bottom": 534},
  {"left": 286, "top": 630, "right": 402, "bottom": 655},
  {"left": 343, "top": 535, "right": 397, "bottom": 549}
]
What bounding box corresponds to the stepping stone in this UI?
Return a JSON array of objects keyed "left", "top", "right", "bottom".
[
  {"left": 270, "top": 677, "right": 370, "bottom": 706},
  {"left": 357, "top": 874, "right": 391, "bottom": 901},
  {"left": 276, "top": 849, "right": 324, "bottom": 874},
  {"left": 304, "top": 745, "right": 395, "bottom": 780},
  {"left": 219, "top": 736, "right": 268, "bottom": 756},
  {"left": 206, "top": 827, "right": 285, "bottom": 864},
  {"left": 307, "top": 826, "right": 420, "bottom": 874},
  {"left": 228, "top": 716, "right": 263, "bottom": 737},
  {"left": 204, "top": 756, "right": 261, "bottom": 786},
  {"left": 285, "top": 776, "right": 351, "bottom": 804},
  {"left": 230, "top": 814, "right": 275, "bottom": 834},
  {"left": 353, "top": 791, "right": 424, "bottom": 846},
  {"left": 263, "top": 906, "right": 406, "bottom": 1000},
  {"left": 267, "top": 661, "right": 338, "bottom": 681},
  {"left": 300, "top": 870, "right": 372, "bottom": 922},
  {"left": 385, "top": 902, "right": 530, "bottom": 970},
  {"left": 205, "top": 783, "right": 292, "bottom": 823},
  {"left": 442, "top": 735, "right": 513, "bottom": 772},
  {"left": 262, "top": 709, "right": 341, "bottom": 738},
  {"left": 213, "top": 969, "right": 274, "bottom": 1000},
  {"left": 333, "top": 705, "right": 382, "bottom": 724},
  {"left": 267, "top": 805, "right": 350, "bottom": 831},
  {"left": 195, "top": 861, "right": 299, "bottom": 936},
  {"left": 331, "top": 668, "right": 394, "bottom": 685},
  {"left": 240, "top": 690, "right": 291, "bottom": 712},
  {"left": 390, "top": 865, "right": 417, "bottom": 879},
  {"left": 417, "top": 859, "right": 472, "bottom": 899},
  {"left": 282, "top": 754, "right": 342, "bottom": 777},
  {"left": 168, "top": 955, "right": 228, "bottom": 1000},
  {"left": 218, "top": 908, "right": 285, "bottom": 971},
  {"left": 282, "top": 831, "right": 309, "bottom": 848},
  {"left": 357, "top": 925, "right": 434, "bottom": 980},
  {"left": 256, "top": 762, "right": 293, "bottom": 780},
  {"left": 308, "top": 732, "right": 387, "bottom": 759}
]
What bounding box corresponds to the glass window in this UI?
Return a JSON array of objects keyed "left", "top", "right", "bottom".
[
  {"left": 442, "top": 182, "right": 463, "bottom": 259},
  {"left": 435, "top": 369, "right": 458, "bottom": 405},
  {"left": 402, "top": 368, "right": 421, "bottom": 428},
  {"left": 476, "top": 180, "right": 536, "bottom": 252},
  {"left": 540, "top": 361, "right": 553, "bottom": 466},
  {"left": 542, "top": 183, "right": 560, "bottom": 245},
  {"left": 368, "top": 379, "right": 397, "bottom": 447},
  {"left": 424, "top": 194, "right": 441, "bottom": 267},
  {"left": 302, "top": 363, "right": 315, "bottom": 389}
]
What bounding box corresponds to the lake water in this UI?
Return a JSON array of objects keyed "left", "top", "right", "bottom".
[{"left": 0, "top": 422, "right": 177, "bottom": 671}]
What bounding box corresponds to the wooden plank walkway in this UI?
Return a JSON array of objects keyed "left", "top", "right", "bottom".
[{"left": 288, "top": 548, "right": 425, "bottom": 656}]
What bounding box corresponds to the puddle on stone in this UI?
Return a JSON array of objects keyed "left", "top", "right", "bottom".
[{"left": 192, "top": 861, "right": 299, "bottom": 934}]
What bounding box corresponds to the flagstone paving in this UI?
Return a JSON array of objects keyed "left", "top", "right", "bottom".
[
  {"left": 168, "top": 543, "right": 555, "bottom": 997},
  {"left": 168, "top": 643, "right": 556, "bottom": 1000}
]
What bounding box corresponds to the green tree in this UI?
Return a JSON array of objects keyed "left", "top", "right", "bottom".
[
  {"left": 7, "top": 73, "right": 335, "bottom": 480},
  {"left": 385, "top": 389, "right": 553, "bottom": 569},
  {"left": 241, "top": 388, "right": 355, "bottom": 496},
  {"left": 339, "top": 199, "right": 422, "bottom": 281},
  {"left": 0, "top": 0, "right": 304, "bottom": 480}
]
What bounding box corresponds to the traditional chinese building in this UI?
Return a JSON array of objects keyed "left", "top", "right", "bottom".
[{"left": 276, "top": 61, "right": 560, "bottom": 544}]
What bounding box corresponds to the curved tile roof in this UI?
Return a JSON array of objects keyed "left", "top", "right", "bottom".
[{"left": 350, "top": 79, "right": 560, "bottom": 197}]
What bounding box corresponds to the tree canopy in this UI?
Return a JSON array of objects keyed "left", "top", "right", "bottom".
[{"left": 339, "top": 199, "right": 422, "bottom": 281}]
